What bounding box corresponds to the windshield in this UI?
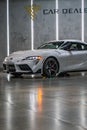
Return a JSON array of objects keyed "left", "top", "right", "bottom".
[{"left": 38, "top": 41, "right": 64, "bottom": 49}]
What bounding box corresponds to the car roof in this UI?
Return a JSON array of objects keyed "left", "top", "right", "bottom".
[{"left": 47, "top": 39, "right": 87, "bottom": 45}]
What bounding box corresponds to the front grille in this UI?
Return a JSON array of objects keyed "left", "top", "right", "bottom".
[
  {"left": 18, "top": 64, "right": 32, "bottom": 71},
  {"left": 8, "top": 64, "right": 15, "bottom": 72}
]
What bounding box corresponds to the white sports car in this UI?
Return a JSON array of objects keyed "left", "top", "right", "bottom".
[{"left": 3, "top": 40, "right": 87, "bottom": 77}]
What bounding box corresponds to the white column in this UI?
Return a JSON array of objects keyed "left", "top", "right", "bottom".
[
  {"left": 81, "top": 0, "right": 84, "bottom": 42},
  {"left": 56, "top": 0, "right": 59, "bottom": 40},
  {"left": 31, "top": 0, "right": 34, "bottom": 50},
  {"left": 7, "top": 0, "right": 10, "bottom": 56}
]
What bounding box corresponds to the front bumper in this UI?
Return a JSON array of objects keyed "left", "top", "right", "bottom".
[{"left": 3, "top": 60, "right": 42, "bottom": 74}]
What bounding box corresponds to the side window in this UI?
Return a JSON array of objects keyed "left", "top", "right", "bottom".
[
  {"left": 70, "top": 43, "right": 78, "bottom": 50},
  {"left": 76, "top": 43, "right": 82, "bottom": 50},
  {"left": 81, "top": 44, "right": 87, "bottom": 50},
  {"left": 70, "top": 42, "right": 83, "bottom": 51},
  {"left": 59, "top": 42, "right": 71, "bottom": 50}
]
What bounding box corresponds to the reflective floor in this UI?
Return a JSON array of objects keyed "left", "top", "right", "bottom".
[{"left": 0, "top": 72, "right": 87, "bottom": 130}]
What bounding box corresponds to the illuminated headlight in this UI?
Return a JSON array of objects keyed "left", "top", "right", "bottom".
[{"left": 22, "top": 56, "right": 43, "bottom": 61}]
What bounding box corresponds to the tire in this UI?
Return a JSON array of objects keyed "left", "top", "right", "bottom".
[{"left": 43, "top": 57, "right": 59, "bottom": 78}]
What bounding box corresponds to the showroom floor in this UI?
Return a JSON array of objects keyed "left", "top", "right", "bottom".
[{"left": 0, "top": 72, "right": 87, "bottom": 130}]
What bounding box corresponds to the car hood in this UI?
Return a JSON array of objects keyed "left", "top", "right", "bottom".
[
  {"left": 9, "top": 49, "right": 55, "bottom": 57},
  {"left": 8, "top": 49, "right": 64, "bottom": 61}
]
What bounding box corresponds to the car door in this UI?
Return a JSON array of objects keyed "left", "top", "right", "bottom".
[
  {"left": 64, "top": 42, "right": 87, "bottom": 71},
  {"left": 73, "top": 43, "right": 87, "bottom": 70},
  {"left": 59, "top": 41, "right": 87, "bottom": 72}
]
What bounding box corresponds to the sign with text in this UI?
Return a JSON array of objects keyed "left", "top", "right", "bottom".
[
  {"left": 43, "top": 8, "right": 87, "bottom": 15},
  {"left": 25, "top": 5, "right": 87, "bottom": 20}
]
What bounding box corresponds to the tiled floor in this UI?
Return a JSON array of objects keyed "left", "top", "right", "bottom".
[{"left": 0, "top": 73, "right": 87, "bottom": 130}]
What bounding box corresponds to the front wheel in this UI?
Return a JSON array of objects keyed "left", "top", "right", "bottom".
[{"left": 43, "top": 57, "right": 59, "bottom": 78}]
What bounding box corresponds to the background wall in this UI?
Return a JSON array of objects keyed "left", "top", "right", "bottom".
[
  {"left": 0, "top": 0, "right": 87, "bottom": 68},
  {"left": 0, "top": 0, "right": 7, "bottom": 68}
]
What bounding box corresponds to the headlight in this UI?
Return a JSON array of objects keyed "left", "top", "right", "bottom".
[{"left": 22, "top": 56, "right": 43, "bottom": 61}]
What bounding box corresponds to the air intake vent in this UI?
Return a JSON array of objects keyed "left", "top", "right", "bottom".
[{"left": 19, "top": 64, "right": 32, "bottom": 71}]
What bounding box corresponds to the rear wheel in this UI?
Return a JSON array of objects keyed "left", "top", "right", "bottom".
[{"left": 43, "top": 57, "right": 59, "bottom": 78}]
